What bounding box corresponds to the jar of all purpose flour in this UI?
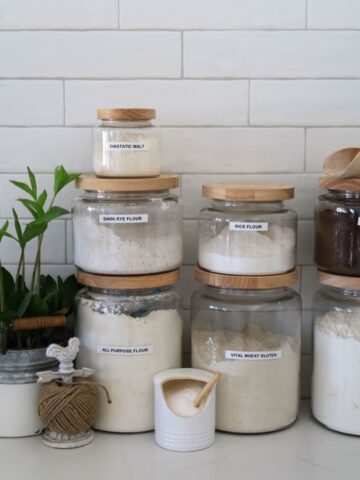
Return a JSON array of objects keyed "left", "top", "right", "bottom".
[
  {"left": 76, "top": 269, "right": 182, "bottom": 433},
  {"left": 312, "top": 271, "right": 360, "bottom": 435},
  {"left": 191, "top": 266, "right": 301, "bottom": 433},
  {"left": 315, "top": 178, "right": 360, "bottom": 276},
  {"left": 198, "top": 183, "right": 297, "bottom": 275},
  {"left": 72, "top": 174, "right": 182, "bottom": 275},
  {"left": 93, "top": 108, "right": 161, "bottom": 178}
]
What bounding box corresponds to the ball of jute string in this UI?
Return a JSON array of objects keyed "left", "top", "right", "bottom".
[{"left": 38, "top": 380, "right": 112, "bottom": 435}]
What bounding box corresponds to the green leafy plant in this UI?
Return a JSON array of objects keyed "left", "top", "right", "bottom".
[{"left": 0, "top": 166, "right": 80, "bottom": 352}]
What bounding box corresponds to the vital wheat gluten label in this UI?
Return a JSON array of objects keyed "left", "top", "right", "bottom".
[
  {"left": 225, "top": 350, "right": 282, "bottom": 360},
  {"left": 99, "top": 214, "right": 148, "bottom": 224},
  {"left": 106, "top": 141, "right": 150, "bottom": 151},
  {"left": 97, "top": 345, "right": 154, "bottom": 355},
  {"left": 229, "top": 222, "right": 268, "bottom": 232}
]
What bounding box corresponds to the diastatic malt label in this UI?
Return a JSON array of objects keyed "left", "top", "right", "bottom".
[{"left": 106, "top": 141, "right": 149, "bottom": 151}]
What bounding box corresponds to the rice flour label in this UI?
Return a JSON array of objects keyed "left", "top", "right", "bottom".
[
  {"left": 106, "top": 141, "right": 149, "bottom": 151},
  {"left": 99, "top": 214, "right": 148, "bottom": 224},
  {"left": 225, "top": 350, "right": 282, "bottom": 360},
  {"left": 97, "top": 345, "right": 154, "bottom": 355},
  {"left": 229, "top": 222, "right": 268, "bottom": 232}
]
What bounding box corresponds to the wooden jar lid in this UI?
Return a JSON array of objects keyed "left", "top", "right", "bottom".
[
  {"left": 76, "top": 174, "right": 179, "bottom": 192},
  {"left": 195, "top": 265, "right": 298, "bottom": 290},
  {"left": 202, "top": 183, "right": 294, "bottom": 201},
  {"left": 97, "top": 108, "right": 156, "bottom": 121},
  {"left": 319, "top": 177, "right": 360, "bottom": 192},
  {"left": 77, "top": 269, "right": 180, "bottom": 289},
  {"left": 317, "top": 271, "right": 360, "bottom": 290}
]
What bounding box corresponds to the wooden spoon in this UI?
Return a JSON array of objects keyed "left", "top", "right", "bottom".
[
  {"left": 323, "top": 147, "right": 360, "bottom": 178},
  {"left": 193, "top": 372, "right": 221, "bottom": 408}
]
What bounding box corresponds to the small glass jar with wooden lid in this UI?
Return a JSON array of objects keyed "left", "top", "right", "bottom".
[
  {"left": 198, "top": 183, "right": 297, "bottom": 276},
  {"left": 191, "top": 266, "right": 301, "bottom": 434},
  {"left": 72, "top": 174, "right": 182, "bottom": 275},
  {"left": 93, "top": 108, "right": 161, "bottom": 178},
  {"left": 76, "top": 269, "right": 182, "bottom": 433}
]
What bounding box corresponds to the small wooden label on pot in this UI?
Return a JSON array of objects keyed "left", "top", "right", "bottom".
[
  {"left": 97, "top": 345, "right": 154, "bottom": 355},
  {"left": 106, "top": 141, "right": 150, "bottom": 151},
  {"left": 229, "top": 222, "right": 268, "bottom": 232},
  {"left": 225, "top": 350, "right": 282, "bottom": 360},
  {"left": 99, "top": 214, "right": 149, "bottom": 224}
]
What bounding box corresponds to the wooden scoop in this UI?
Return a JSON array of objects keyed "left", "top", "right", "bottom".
[
  {"left": 323, "top": 148, "right": 360, "bottom": 178},
  {"left": 193, "top": 372, "right": 221, "bottom": 408}
]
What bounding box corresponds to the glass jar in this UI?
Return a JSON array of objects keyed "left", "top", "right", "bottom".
[
  {"left": 198, "top": 183, "right": 297, "bottom": 275},
  {"left": 76, "top": 269, "right": 182, "bottom": 433},
  {"left": 315, "top": 188, "right": 360, "bottom": 276},
  {"left": 72, "top": 175, "right": 183, "bottom": 275},
  {"left": 191, "top": 266, "right": 301, "bottom": 434},
  {"left": 93, "top": 108, "right": 161, "bottom": 178},
  {"left": 312, "top": 271, "right": 360, "bottom": 435}
]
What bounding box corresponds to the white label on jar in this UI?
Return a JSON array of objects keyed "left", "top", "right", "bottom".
[
  {"left": 99, "top": 214, "right": 148, "bottom": 224},
  {"left": 229, "top": 222, "right": 268, "bottom": 232},
  {"left": 225, "top": 350, "right": 282, "bottom": 360},
  {"left": 358, "top": 217, "right": 360, "bottom": 226},
  {"left": 106, "top": 141, "right": 150, "bottom": 151},
  {"left": 97, "top": 345, "right": 154, "bottom": 355}
]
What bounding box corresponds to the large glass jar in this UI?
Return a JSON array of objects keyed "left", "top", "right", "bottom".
[
  {"left": 315, "top": 183, "right": 360, "bottom": 276},
  {"left": 198, "top": 183, "right": 297, "bottom": 275},
  {"left": 72, "top": 175, "right": 183, "bottom": 275},
  {"left": 93, "top": 108, "right": 161, "bottom": 178},
  {"left": 76, "top": 269, "right": 182, "bottom": 433},
  {"left": 191, "top": 266, "right": 301, "bottom": 434},
  {"left": 312, "top": 271, "right": 360, "bottom": 435}
]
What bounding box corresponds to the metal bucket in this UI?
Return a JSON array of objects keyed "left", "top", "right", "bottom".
[{"left": 0, "top": 348, "right": 58, "bottom": 437}]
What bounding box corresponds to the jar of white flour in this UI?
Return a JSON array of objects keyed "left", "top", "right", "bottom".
[
  {"left": 93, "top": 108, "right": 161, "bottom": 178},
  {"left": 312, "top": 271, "right": 360, "bottom": 435},
  {"left": 72, "top": 174, "right": 182, "bottom": 275},
  {"left": 191, "top": 266, "right": 301, "bottom": 433},
  {"left": 76, "top": 269, "right": 182, "bottom": 433},
  {"left": 198, "top": 183, "right": 297, "bottom": 275}
]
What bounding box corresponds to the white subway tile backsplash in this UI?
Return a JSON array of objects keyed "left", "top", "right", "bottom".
[
  {"left": 308, "top": 0, "right": 360, "bottom": 29},
  {"left": 302, "top": 311, "right": 313, "bottom": 355},
  {"left": 185, "top": 32, "right": 360, "bottom": 79},
  {"left": 306, "top": 128, "right": 360, "bottom": 173},
  {"left": 0, "top": 0, "right": 118, "bottom": 29},
  {"left": 66, "top": 220, "right": 74, "bottom": 264},
  {"left": 183, "top": 220, "right": 197, "bottom": 265},
  {"left": 301, "top": 266, "right": 319, "bottom": 310},
  {"left": 0, "top": 32, "right": 181, "bottom": 78},
  {"left": 0, "top": 128, "right": 92, "bottom": 173},
  {"left": 65, "top": 80, "right": 248, "bottom": 126},
  {"left": 298, "top": 221, "right": 314, "bottom": 266},
  {"left": 162, "top": 128, "right": 305, "bottom": 173},
  {"left": 250, "top": 80, "right": 360, "bottom": 126},
  {"left": 0, "top": 81, "right": 63, "bottom": 126}
]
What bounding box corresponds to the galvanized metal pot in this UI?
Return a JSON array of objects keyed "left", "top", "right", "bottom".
[{"left": 0, "top": 348, "right": 57, "bottom": 437}]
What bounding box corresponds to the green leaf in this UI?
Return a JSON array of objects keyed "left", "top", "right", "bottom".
[
  {"left": 27, "top": 167, "right": 37, "bottom": 199},
  {"left": 22, "top": 221, "right": 47, "bottom": 244},
  {"left": 33, "top": 206, "right": 69, "bottom": 225},
  {"left": 12, "top": 209, "right": 23, "bottom": 244},
  {"left": 18, "top": 199, "right": 44, "bottom": 219},
  {"left": 17, "top": 291, "right": 32, "bottom": 318},
  {"left": 26, "top": 295, "right": 49, "bottom": 317},
  {"left": 10, "top": 180, "right": 33, "bottom": 198},
  {"left": 54, "top": 166, "right": 79, "bottom": 195},
  {"left": 0, "top": 310, "right": 18, "bottom": 327},
  {"left": 1, "top": 267, "right": 15, "bottom": 299},
  {"left": 0, "top": 220, "right": 9, "bottom": 242},
  {"left": 38, "top": 190, "right": 47, "bottom": 208},
  {"left": 61, "top": 275, "right": 79, "bottom": 308}
]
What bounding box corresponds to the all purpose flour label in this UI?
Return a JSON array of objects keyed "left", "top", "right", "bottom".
[
  {"left": 225, "top": 350, "right": 282, "bottom": 360},
  {"left": 229, "top": 222, "right": 268, "bottom": 232},
  {"left": 99, "top": 214, "right": 149, "bottom": 224},
  {"left": 106, "top": 141, "right": 150, "bottom": 151},
  {"left": 97, "top": 345, "right": 154, "bottom": 355}
]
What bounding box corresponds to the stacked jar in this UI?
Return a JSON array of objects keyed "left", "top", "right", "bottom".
[
  {"left": 191, "top": 183, "right": 302, "bottom": 433},
  {"left": 312, "top": 177, "right": 360, "bottom": 435},
  {"left": 73, "top": 108, "right": 183, "bottom": 433}
]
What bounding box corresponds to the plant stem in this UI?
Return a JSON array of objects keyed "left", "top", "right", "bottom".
[{"left": 15, "top": 249, "right": 25, "bottom": 290}]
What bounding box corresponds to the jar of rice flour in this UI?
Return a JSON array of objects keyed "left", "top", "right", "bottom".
[
  {"left": 93, "top": 108, "right": 160, "bottom": 178},
  {"left": 198, "top": 183, "right": 297, "bottom": 275},
  {"left": 76, "top": 269, "right": 182, "bottom": 433},
  {"left": 72, "top": 174, "right": 182, "bottom": 275},
  {"left": 312, "top": 271, "right": 360, "bottom": 435},
  {"left": 191, "top": 266, "right": 301, "bottom": 433}
]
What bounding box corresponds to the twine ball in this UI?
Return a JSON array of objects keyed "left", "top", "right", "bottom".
[{"left": 38, "top": 380, "right": 111, "bottom": 435}]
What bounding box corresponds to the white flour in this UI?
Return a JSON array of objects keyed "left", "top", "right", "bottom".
[
  {"left": 192, "top": 324, "right": 300, "bottom": 433},
  {"left": 77, "top": 301, "right": 182, "bottom": 432},
  {"left": 312, "top": 310, "right": 360, "bottom": 434},
  {"left": 73, "top": 214, "right": 182, "bottom": 274},
  {"left": 199, "top": 224, "right": 295, "bottom": 275},
  {"left": 163, "top": 379, "right": 204, "bottom": 417}
]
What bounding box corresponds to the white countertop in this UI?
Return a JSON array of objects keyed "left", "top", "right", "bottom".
[{"left": 1, "top": 401, "right": 359, "bottom": 480}]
